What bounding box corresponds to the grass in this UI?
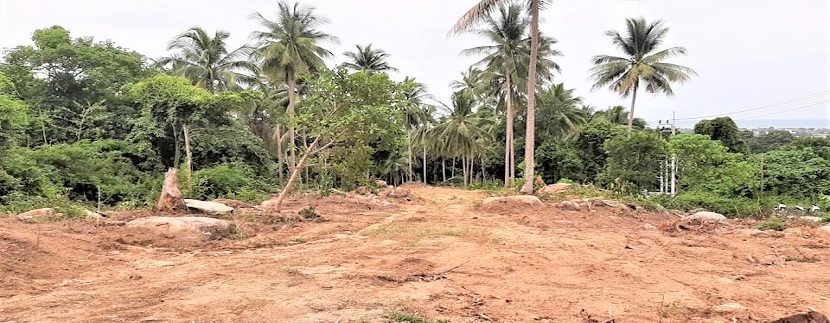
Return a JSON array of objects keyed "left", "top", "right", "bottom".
[
  {"left": 757, "top": 216, "right": 787, "bottom": 231},
  {"left": 386, "top": 310, "right": 449, "bottom": 323}
]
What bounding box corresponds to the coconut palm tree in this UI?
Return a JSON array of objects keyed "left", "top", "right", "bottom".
[
  {"left": 453, "top": 0, "right": 548, "bottom": 193},
  {"left": 431, "top": 91, "right": 494, "bottom": 186},
  {"left": 342, "top": 44, "right": 398, "bottom": 72},
  {"left": 590, "top": 18, "right": 696, "bottom": 131},
  {"left": 157, "top": 27, "right": 257, "bottom": 93},
  {"left": 536, "top": 83, "right": 586, "bottom": 140},
  {"left": 401, "top": 77, "right": 434, "bottom": 182},
  {"left": 251, "top": 1, "right": 337, "bottom": 175},
  {"left": 461, "top": 3, "right": 560, "bottom": 188}
]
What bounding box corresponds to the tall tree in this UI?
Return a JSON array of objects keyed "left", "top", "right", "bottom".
[
  {"left": 462, "top": 3, "right": 559, "bottom": 188},
  {"left": 251, "top": 1, "right": 337, "bottom": 176},
  {"left": 454, "top": 0, "right": 547, "bottom": 193},
  {"left": 430, "top": 91, "right": 494, "bottom": 186},
  {"left": 401, "top": 78, "right": 433, "bottom": 182},
  {"left": 342, "top": 44, "right": 398, "bottom": 72},
  {"left": 590, "top": 18, "right": 696, "bottom": 131},
  {"left": 536, "top": 83, "right": 585, "bottom": 141},
  {"left": 157, "top": 27, "right": 257, "bottom": 93}
]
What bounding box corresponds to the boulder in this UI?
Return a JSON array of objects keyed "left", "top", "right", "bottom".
[
  {"left": 559, "top": 200, "right": 581, "bottom": 211},
  {"left": 355, "top": 186, "right": 371, "bottom": 195},
  {"left": 538, "top": 183, "right": 571, "bottom": 195},
  {"left": 85, "top": 210, "right": 105, "bottom": 220},
  {"left": 125, "top": 216, "right": 232, "bottom": 241},
  {"left": 798, "top": 216, "right": 822, "bottom": 222},
  {"left": 481, "top": 195, "right": 543, "bottom": 210},
  {"left": 184, "top": 199, "right": 234, "bottom": 215},
  {"left": 711, "top": 302, "right": 747, "bottom": 314},
  {"left": 388, "top": 187, "right": 411, "bottom": 198},
  {"left": 17, "top": 208, "right": 60, "bottom": 222},
  {"left": 687, "top": 211, "right": 727, "bottom": 222},
  {"left": 212, "top": 198, "right": 251, "bottom": 209},
  {"left": 375, "top": 180, "right": 389, "bottom": 188},
  {"left": 819, "top": 225, "right": 830, "bottom": 238}
]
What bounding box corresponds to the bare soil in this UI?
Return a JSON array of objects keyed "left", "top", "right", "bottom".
[{"left": 1, "top": 185, "right": 829, "bottom": 322}]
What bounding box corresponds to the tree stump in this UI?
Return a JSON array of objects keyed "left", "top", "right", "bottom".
[{"left": 155, "top": 168, "right": 187, "bottom": 212}]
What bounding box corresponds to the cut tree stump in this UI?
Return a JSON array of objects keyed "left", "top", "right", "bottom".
[{"left": 155, "top": 168, "right": 187, "bottom": 212}]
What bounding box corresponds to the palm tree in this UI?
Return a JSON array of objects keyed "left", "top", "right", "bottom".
[
  {"left": 251, "top": 1, "right": 337, "bottom": 175},
  {"left": 431, "top": 91, "right": 494, "bottom": 186},
  {"left": 590, "top": 18, "right": 696, "bottom": 131},
  {"left": 157, "top": 27, "right": 257, "bottom": 93},
  {"left": 461, "top": 3, "right": 560, "bottom": 188},
  {"left": 342, "top": 44, "right": 398, "bottom": 72},
  {"left": 453, "top": 0, "right": 548, "bottom": 193},
  {"left": 537, "top": 83, "right": 586, "bottom": 140},
  {"left": 401, "top": 77, "right": 434, "bottom": 182},
  {"left": 450, "top": 67, "right": 484, "bottom": 98}
]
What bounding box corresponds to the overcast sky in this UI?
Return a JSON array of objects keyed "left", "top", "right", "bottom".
[{"left": 1, "top": 0, "right": 828, "bottom": 127}]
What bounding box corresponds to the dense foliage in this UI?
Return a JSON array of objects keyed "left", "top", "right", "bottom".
[{"left": 0, "top": 3, "right": 827, "bottom": 218}]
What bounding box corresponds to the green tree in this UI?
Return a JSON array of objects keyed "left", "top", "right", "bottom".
[
  {"left": 453, "top": 0, "right": 548, "bottom": 194},
  {"left": 157, "top": 27, "right": 257, "bottom": 93},
  {"left": 342, "top": 44, "right": 398, "bottom": 72},
  {"left": 747, "top": 129, "right": 794, "bottom": 153},
  {"left": 536, "top": 83, "right": 586, "bottom": 141},
  {"left": 752, "top": 148, "right": 830, "bottom": 198},
  {"left": 430, "top": 91, "right": 494, "bottom": 187},
  {"left": 599, "top": 130, "right": 667, "bottom": 192},
  {"left": 265, "top": 70, "right": 406, "bottom": 212},
  {"left": 2, "top": 25, "right": 147, "bottom": 144},
  {"left": 590, "top": 18, "right": 695, "bottom": 131},
  {"left": 574, "top": 120, "right": 625, "bottom": 183},
  {"left": 251, "top": 1, "right": 337, "bottom": 175},
  {"left": 693, "top": 117, "right": 746, "bottom": 152},
  {"left": 461, "top": 3, "right": 559, "bottom": 188}
]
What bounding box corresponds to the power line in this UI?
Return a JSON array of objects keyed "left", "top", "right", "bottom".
[
  {"left": 674, "top": 90, "right": 829, "bottom": 121},
  {"left": 736, "top": 99, "right": 829, "bottom": 120}
]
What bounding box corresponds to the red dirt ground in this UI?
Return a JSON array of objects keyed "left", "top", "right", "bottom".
[{"left": 1, "top": 185, "right": 829, "bottom": 322}]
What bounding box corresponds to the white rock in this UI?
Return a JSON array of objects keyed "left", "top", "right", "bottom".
[
  {"left": 559, "top": 200, "right": 581, "bottom": 211},
  {"left": 17, "top": 208, "right": 59, "bottom": 222},
  {"left": 798, "top": 216, "right": 822, "bottom": 222},
  {"left": 687, "top": 211, "right": 727, "bottom": 222},
  {"left": 538, "top": 183, "right": 571, "bottom": 195},
  {"left": 184, "top": 199, "right": 233, "bottom": 214},
  {"left": 819, "top": 225, "right": 830, "bottom": 238},
  {"left": 711, "top": 302, "right": 747, "bottom": 313},
  {"left": 481, "top": 195, "right": 542, "bottom": 209},
  {"left": 125, "top": 216, "right": 232, "bottom": 241}
]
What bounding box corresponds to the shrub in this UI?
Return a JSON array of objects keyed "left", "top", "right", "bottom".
[
  {"left": 757, "top": 216, "right": 786, "bottom": 231},
  {"left": 656, "top": 191, "right": 766, "bottom": 218},
  {"left": 191, "top": 163, "right": 271, "bottom": 202}
]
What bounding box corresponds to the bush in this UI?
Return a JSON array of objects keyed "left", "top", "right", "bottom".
[
  {"left": 191, "top": 163, "right": 272, "bottom": 202},
  {"left": 656, "top": 191, "right": 766, "bottom": 218},
  {"left": 758, "top": 216, "right": 786, "bottom": 231}
]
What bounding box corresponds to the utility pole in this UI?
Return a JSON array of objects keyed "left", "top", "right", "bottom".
[{"left": 671, "top": 111, "right": 677, "bottom": 196}]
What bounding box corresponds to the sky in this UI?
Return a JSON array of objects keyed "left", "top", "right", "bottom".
[{"left": 1, "top": 0, "right": 828, "bottom": 128}]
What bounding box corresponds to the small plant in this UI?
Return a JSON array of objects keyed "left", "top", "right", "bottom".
[
  {"left": 386, "top": 310, "right": 448, "bottom": 323},
  {"left": 758, "top": 216, "right": 786, "bottom": 231}
]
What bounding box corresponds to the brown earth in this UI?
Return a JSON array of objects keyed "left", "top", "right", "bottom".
[{"left": 1, "top": 185, "right": 829, "bottom": 322}]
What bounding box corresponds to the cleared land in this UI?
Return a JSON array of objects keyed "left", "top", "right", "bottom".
[{"left": 1, "top": 185, "right": 828, "bottom": 322}]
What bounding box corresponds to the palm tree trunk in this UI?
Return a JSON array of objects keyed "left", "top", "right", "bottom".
[
  {"left": 274, "top": 125, "right": 284, "bottom": 184},
  {"left": 451, "top": 157, "right": 456, "bottom": 178},
  {"left": 286, "top": 72, "right": 298, "bottom": 175},
  {"left": 520, "top": 0, "right": 540, "bottom": 195},
  {"left": 407, "top": 130, "right": 413, "bottom": 182},
  {"left": 422, "top": 146, "right": 427, "bottom": 184},
  {"left": 442, "top": 158, "right": 446, "bottom": 182},
  {"left": 504, "top": 75, "right": 514, "bottom": 189},
  {"left": 462, "top": 155, "right": 468, "bottom": 187},
  {"left": 627, "top": 81, "right": 639, "bottom": 132},
  {"left": 173, "top": 123, "right": 181, "bottom": 168},
  {"left": 270, "top": 136, "right": 321, "bottom": 212}
]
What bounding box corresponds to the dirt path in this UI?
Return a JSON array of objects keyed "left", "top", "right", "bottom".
[{"left": 1, "top": 186, "right": 829, "bottom": 322}]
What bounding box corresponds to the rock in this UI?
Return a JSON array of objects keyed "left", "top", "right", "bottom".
[
  {"left": 388, "top": 187, "right": 410, "bottom": 198},
  {"left": 819, "top": 225, "right": 830, "bottom": 238},
  {"left": 687, "top": 211, "right": 727, "bottom": 222},
  {"left": 17, "top": 208, "right": 60, "bottom": 222},
  {"left": 642, "top": 223, "right": 657, "bottom": 230},
  {"left": 375, "top": 180, "right": 388, "bottom": 188},
  {"left": 481, "top": 195, "right": 543, "bottom": 210},
  {"left": 769, "top": 311, "right": 829, "bottom": 323},
  {"left": 211, "top": 198, "right": 251, "bottom": 209},
  {"left": 538, "top": 183, "right": 572, "bottom": 195},
  {"left": 559, "top": 200, "right": 581, "bottom": 211},
  {"left": 591, "top": 199, "right": 632, "bottom": 212},
  {"left": 85, "top": 210, "right": 105, "bottom": 220},
  {"left": 355, "top": 186, "right": 371, "bottom": 195},
  {"left": 798, "top": 216, "right": 822, "bottom": 222},
  {"left": 184, "top": 199, "right": 234, "bottom": 215},
  {"left": 711, "top": 302, "right": 747, "bottom": 313},
  {"left": 125, "top": 216, "right": 232, "bottom": 241}
]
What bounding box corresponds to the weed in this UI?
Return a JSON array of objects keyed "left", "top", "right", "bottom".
[
  {"left": 386, "top": 310, "right": 448, "bottom": 323},
  {"left": 757, "top": 216, "right": 786, "bottom": 231}
]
